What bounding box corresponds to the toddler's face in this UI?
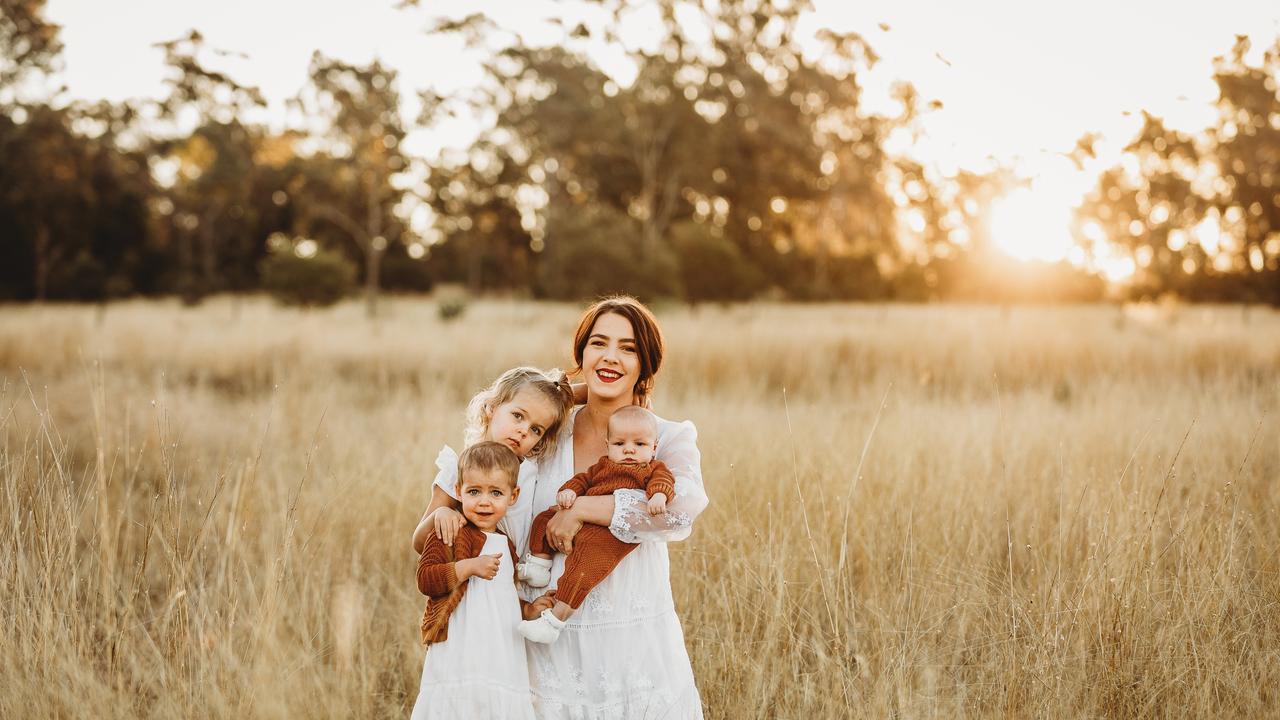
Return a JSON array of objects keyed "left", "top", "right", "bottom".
[
  {"left": 606, "top": 418, "right": 657, "bottom": 465},
  {"left": 488, "top": 386, "right": 559, "bottom": 458},
  {"left": 456, "top": 468, "right": 518, "bottom": 532}
]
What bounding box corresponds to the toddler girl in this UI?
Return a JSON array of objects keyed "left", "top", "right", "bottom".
[
  {"left": 411, "top": 366, "right": 574, "bottom": 558},
  {"left": 411, "top": 441, "right": 533, "bottom": 719}
]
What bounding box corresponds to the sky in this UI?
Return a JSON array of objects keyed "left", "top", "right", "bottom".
[{"left": 43, "top": 0, "right": 1280, "bottom": 267}]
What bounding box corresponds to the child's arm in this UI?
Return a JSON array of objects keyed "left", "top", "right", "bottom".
[
  {"left": 561, "top": 469, "right": 593, "bottom": 498},
  {"left": 417, "top": 533, "right": 500, "bottom": 597},
  {"left": 556, "top": 468, "right": 595, "bottom": 508},
  {"left": 416, "top": 534, "right": 462, "bottom": 597},
  {"left": 643, "top": 461, "right": 675, "bottom": 515},
  {"left": 644, "top": 461, "right": 676, "bottom": 499},
  {"left": 412, "top": 485, "right": 465, "bottom": 554}
]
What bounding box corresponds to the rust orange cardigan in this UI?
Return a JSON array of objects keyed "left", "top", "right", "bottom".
[{"left": 417, "top": 524, "right": 527, "bottom": 645}]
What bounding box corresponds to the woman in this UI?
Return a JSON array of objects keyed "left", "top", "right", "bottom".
[
  {"left": 527, "top": 296, "right": 709, "bottom": 719},
  {"left": 416, "top": 296, "right": 709, "bottom": 718}
]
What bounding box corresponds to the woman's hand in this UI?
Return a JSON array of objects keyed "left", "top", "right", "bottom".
[
  {"left": 432, "top": 506, "right": 466, "bottom": 546},
  {"left": 545, "top": 506, "right": 584, "bottom": 554},
  {"left": 523, "top": 593, "right": 555, "bottom": 620}
]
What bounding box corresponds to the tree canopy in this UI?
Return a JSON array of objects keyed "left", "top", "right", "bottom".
[{"left": 2, "top": 1, "right": 1277, "bottom": 305}]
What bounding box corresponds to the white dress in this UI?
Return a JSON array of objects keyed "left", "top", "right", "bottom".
[
  {"left": 409, "top": 531, "right": 536, "bottom": 720},
  {"left": 524, "top": 408, "right": 710, "bottom": 720}
]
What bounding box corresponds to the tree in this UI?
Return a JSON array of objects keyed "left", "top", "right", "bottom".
[
  {"left": 0, "top": 0, "right": 62, "bottom": 108},
  {"left": 151, "top": 30, "right": 269, "bottom": 301},
  {"left": 291, "top": 53, "right": 413, "bottom": 317},
  {"left": 1075, "top": 35, "right": 1280, "bottom": 304},
  {"left": 413, "top": 0, "right": 898, "bottom": 301}
]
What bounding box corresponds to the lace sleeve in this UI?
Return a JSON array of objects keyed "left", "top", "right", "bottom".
[{"left": 609, "top": 420, "right": 709, "bottom": 543}]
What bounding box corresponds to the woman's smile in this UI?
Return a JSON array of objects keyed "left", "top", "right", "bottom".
[{"left": 582, "top": 313, "right": 640, "bottom": 398}]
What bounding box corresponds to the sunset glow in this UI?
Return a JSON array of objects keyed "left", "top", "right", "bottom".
[{"left": 988, "top": 186, "right": 1076, "bottom": 263}]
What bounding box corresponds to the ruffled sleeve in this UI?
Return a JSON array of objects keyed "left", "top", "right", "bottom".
[
  {"left": 608, "top": 419, "right": 709, "bottom": 543},
  {"left": 432, "top": 445, "right": 460, "bottom": 501}
]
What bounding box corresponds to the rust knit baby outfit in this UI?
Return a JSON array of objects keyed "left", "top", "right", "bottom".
[
  {"left": 529, "top": 457, "right": 676, "bottom": 609},
  {"left": 417, "top": 524, "right": 525, "bottom": 645}
]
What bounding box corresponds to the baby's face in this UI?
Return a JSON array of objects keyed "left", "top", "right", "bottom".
[{"left": 606, "top": 418, "right": 657, "bottom": 465}]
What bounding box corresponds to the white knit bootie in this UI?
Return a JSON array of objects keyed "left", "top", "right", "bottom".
[
  {"left": 518, "top": 608, "right": 566, "bottom": 644},
  {"left": 516, "top": 555, "right": 553, "bottom": 587}
]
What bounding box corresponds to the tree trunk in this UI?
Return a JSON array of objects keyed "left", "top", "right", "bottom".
[
  {"left": 365, "top": 243, "right": 383, "bottom": 319},
  {"left": 364, "top": 174, "right": 383, "bottom": 319},
  {"left": 34, "top": 223, "right": 50, "bottom": 302}
]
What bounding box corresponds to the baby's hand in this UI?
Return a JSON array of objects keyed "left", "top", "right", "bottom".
[
  {"left": 647, "top": 493, "right": 668, "bottom": 516},
  {"left": 433, "top": 506, "right": 466, "bottom": 546},
  {"left": 459, "top": 553, "right": 502, "bottom": 581},
  {"left": 557, "top": 489, "right": 577, "bottom": 509}
]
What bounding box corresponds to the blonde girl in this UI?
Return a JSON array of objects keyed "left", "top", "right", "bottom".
[{"left": 411, "top": 366, "right": 574, "bottom": 558}]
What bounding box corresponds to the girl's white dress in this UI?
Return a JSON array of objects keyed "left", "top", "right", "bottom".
[
  {"left": 409, "top": 531, "right": 536, "bottom": 720},
  {"left": 435, "top": 410, "right": 710, "bottom": 720}
]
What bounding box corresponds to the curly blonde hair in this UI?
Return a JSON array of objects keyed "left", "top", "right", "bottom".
[{"left": 464, "top": 366, "right": 574, "bottom": 460}]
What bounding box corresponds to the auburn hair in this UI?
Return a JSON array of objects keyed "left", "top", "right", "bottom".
[{"left": 572, "top": 296, "right": 665, "bottom": 407}]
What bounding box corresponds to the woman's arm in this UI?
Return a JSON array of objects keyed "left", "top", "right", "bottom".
[
  {"left": 608, "top": 420, "right": 708, "bottom": 544},
  {"left": 412, "top": 485, "right": 463, "bottom": 554},
  {"left": 544, "top": 496, "right": 615, "bottom": 554}
]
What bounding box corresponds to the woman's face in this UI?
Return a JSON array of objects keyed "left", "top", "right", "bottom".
[
  {"left": 581, "top": 312, "right": 641, "bottom": 403},
  {"left": 487, "top": 386, "right": 558, "bottom": 458}
]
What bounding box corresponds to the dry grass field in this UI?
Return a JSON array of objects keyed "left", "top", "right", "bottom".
[{"left": 2, "top": 297, "right": 1278, "bottom": 719}]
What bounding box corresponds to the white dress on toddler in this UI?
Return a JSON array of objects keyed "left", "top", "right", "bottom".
[{"left": 409, "top": 531, "right": 535, "bottom": 720}]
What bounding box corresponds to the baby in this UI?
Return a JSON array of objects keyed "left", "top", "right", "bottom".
[{"left": 517, "top": 405, "right": 674, "bottom": 643}]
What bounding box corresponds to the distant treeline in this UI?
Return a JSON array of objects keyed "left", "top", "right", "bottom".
[{"left": 2, "top": 1, "right": 1278, "bottom": 308}]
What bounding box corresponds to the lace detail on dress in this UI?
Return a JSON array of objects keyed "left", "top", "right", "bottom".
[
  {"left": 532, "top": 658, "right": 681, "bottom": 720},
  {"left": 585, "top": 592, "right": 614, "bottom": 615},
  {"left": 608, "top": 488, "right": 694, "bottom": 544}
]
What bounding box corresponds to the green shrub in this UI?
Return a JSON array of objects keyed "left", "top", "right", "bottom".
[
  {"left": 533, "top": 205, "right": 682, "bottom": 301},
  {"left": 669, "top": 221, "right": 764, "bottom": 302},
  {"left": 260, "top": 247, "right": 356, "bottom": 307}
]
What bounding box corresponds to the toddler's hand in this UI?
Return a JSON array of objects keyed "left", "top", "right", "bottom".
[
  {"left": 647, "top": 493, "right": 668, "bottom": 516},
  {"left": 433, "top": 506, "right": 466, "bottom": 546},
  {"left": 460, "top": 553, "right": 502, "bottom": 581},
  {"left": 557, "top": 489, "right": 577, "bottom": 509}
]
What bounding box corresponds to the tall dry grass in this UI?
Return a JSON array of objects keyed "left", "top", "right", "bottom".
[{"left": 1, "top": 297, "right": 1277, "bottom": 718}]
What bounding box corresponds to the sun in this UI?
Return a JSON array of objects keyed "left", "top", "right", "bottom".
[{"left": 988, "top": 186, "right": 1077, "bottom": 263}]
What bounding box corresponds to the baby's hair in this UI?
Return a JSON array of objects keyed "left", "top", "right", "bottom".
[
  {"left": 607, "top": 405, "right": 658, "bottom": 439},
  {"left": 456, "top": 441, "right": 521, "bottom": 491},
  {"left": 464, "top": 366, "right": 574, "bottom": 459}
]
